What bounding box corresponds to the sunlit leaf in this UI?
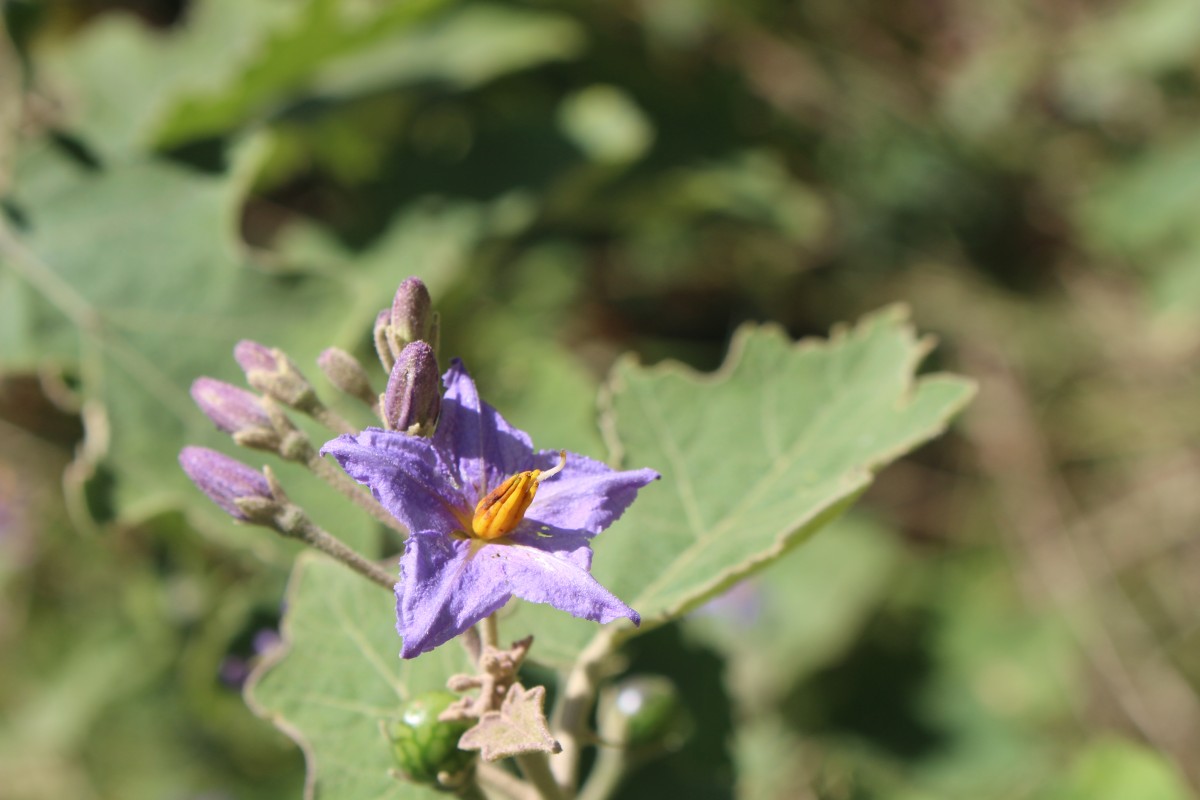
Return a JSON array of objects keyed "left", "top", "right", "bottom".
[
  {"left": 247, "top": 553, "right": 469, "bottom": 799},
  {"left": 0, "top": 140, "right": 488, "bottom": 541},
  {"left": 507, "top": 307, "right": 975, "bottom": 667},
  {"left": 1040, "top": 738, "right": 1193, "bottom": 800}
]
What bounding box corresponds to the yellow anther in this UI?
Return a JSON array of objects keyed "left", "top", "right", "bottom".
[{"left": 470, "top": 451, "right": 566, "bottom": 540}]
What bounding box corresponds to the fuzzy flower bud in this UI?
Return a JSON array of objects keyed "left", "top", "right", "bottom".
[
  {"left": 373, "top": 309, "right": 394, "bottom": 373},
  {"left": 233, "top": 339, "right": 277, "bottom": 372},
  {"left": 375, "top": 277, "right": 439, "bottom": 371},
  {"left": 317, "top": 347, "right": 376, "bottom": 408},
  {"left": 234, "top": 340, "right": 319, "bottom": 412},
  {"left": 382, "top": 341, "right": 441, "bottom": 436},
  {"left": 391, "top": 277, "right": 434, "bottom": 346},
  {"left": 179, "top": 446, "right": 275, "bottom": 523},
  {"left": 190, "top": 377, "right": 272, "bottom": 435}
]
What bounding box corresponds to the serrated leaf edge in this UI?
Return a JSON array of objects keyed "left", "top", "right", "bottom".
[
  {"left": 595, "top": 304, "right": 977, "bottom": 651},
  {"left": 244, "top": 551, "right": 408, "bottom": 800},
  {"left": 244, "top": 554, "right": 322, "bottom": 800}
]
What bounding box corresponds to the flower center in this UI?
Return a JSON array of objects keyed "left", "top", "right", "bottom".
[{"left": 471, "top": 450, "right": 566, "bottom": 540}]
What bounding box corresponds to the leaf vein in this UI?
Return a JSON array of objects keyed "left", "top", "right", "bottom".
[
  {"left": 629, "top": 373, "right": 705, "bottom": 538},
  {"left": 322, "top": 585, "right": 405, "bottom": 701},
  {"left": 631, "top": 348, "right": 892, "bottom": 605}
]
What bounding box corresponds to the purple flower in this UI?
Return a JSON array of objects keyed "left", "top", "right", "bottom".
[{"left": 322, "top": 360, "right": 658, "bottom": 658}]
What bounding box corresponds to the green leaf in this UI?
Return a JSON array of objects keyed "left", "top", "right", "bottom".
[
  {"left": 1075, "top": 132, "right": 1200, "bottom": 256},
  {"left": 41, "top": 0, "right": 582, "bottom": 157},
  {"left": 1040, "top": 738, "right": 1194, "bottom": 800},
  {"left": 1, "top": 139, "right": 367, "bottom": 545},
  {"left": 558, "top": 84, "right": 655, "bottom": 164},
  {"left": 507, "top": 307, "right": 975, "bottom": 668},
  {"left": 39, "top": 0, "right": 303, "bottom": 159},
  {"left": 0, "top": 140, "right": 490, "bottom": 541},
  {"left": 152, "top": 0, "right": 455, "bottom": 148},
  {"left": 1062, "top": 0, "right": 1200, "bottom": 87},
  {"left": 247, "top": 552, "right": 470, "bottom": 799},
  {"left": 308, "top": 4, "right": 585, "bottom": 100}
]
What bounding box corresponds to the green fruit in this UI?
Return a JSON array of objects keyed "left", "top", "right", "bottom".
[
  {"left": 598, "top": 675, "right": 693, "bottom": 751},
  {"left": 385, "top": 691, "right": 475, "bottom": 784}
]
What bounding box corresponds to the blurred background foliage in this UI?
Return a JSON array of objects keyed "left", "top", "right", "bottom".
[{"left": 2, "top": 0, "right": 1200, "bottom": 797}]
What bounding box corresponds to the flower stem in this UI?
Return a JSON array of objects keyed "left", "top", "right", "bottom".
[
  {"left": 515, "top": 753, "right": 566, "bottom": 800},
  {"left": 476, "top": 763, "right": 539, "bottom": 800},
  {"left": 307, "top": 453, "right": 408, "bottom": 537},
  {"left": 460, "top": 625, "right": 483, "bottom": 665},
  {"left": 550, "top": 630, "right": 617, "bottom": 791},
  {"left": 482, "top": 614, "right": 499, "bottom": 650},
  {"left": 287, "top": 515, "right": 396, "bottom": 590},
  {"left": 453, "top": 776, "right": 489, "bottom": 800},
  {"left": 312, "top": 405, "right": 358, "bottom": 436},
  {"left": 576, "top": 745, "right": 627, "bottom": 800}
]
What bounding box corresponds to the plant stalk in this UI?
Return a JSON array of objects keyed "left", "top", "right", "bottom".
[
  {"left": 312, "top": 405, "right": 358, "bottom": 436},
  {"left": 576, "top": 744, "right": 627, "bottom": 800},
  {"left": 482, "top": 613, "right": 499, "bottom": 650},
  {"left": 476, "top": 763, "right": 539, "bottom": 800},
  {"left": 307, "top": 453, "right": 408, "bottom": 537},
  {"left": 549, "top": 630, "right": 617, "bottom": 791},
  {"left": 288, "top": 516, "right": 396, "bottom": 590},
  {"left": 515, "top": 753, "right": 566, "bottom": 800}
]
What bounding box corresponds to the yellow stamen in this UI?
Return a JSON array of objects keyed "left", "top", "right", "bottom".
[{"left": 470, "top": 451, "right": 567, "bottom": 540}]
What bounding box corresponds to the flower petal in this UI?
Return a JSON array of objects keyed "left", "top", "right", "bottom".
[
  {"left": 321, "top": 428, "right": 465, "bottom": 534},
  {"left": 507, "top": 526, "right": 595, "bottom": 571},
  {"left": 432, "top": 360, "right": 534, "bottom": 503},
  {"left": 396, "top": 532, "right": 512, "bottom": 658},
  {"left": 527, "top": 450, "right": 659, "bottom": 536},
  {"left": 492, "top": 537, "right": 641, "bottom": 626}
]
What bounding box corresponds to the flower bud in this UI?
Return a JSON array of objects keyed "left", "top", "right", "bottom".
[
  {"left": 234, "top": 340, "right": 319, "bottom": 412},
  {"left": 375, "top": 277, "right": 440, "bottom": 372},
  {"left": 317, "top": 347, "right": 376, "bottom": 408},
  {"left": 390, "top": 277, "right": 434, "bottom": 347},
  {"left": 383, "top": 341, "right": 441, "bottom": 436},
  {"left": 385, "top": 690, "right": 474, "bottom": 784},
  {"left": 597, "top": 675, "right": 692, "bottom": 752},
  {"left": 190, "top": 377, "right": 272, "bottom": 435},
  {"left": 232, "top": 339, "right": 277, "bottom": 373},
  {"left": 373, "top": 309, "right": 394, "bottom": 373},
  {"left": 179, "top": 446, "right": 276, "bottom": 523}
]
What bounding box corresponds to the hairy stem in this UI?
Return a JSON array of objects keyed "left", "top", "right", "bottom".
[
  {"left": 307, "top": 453, "right": 408, "bottom": 537},
  {"left": 550, "top": 631, "right": 617, "bottom": 791},
  {"left": 288, "top": 516, "right": 396, "bottom": 590},
  {"left": 515, "top": 753, "right": 566, "bottom": 800},
  {"left": 482, "top": 613, "right": 499, "bottom": 650},
  {"left": 576, "top": 745, "right": 627, "bottom": 800},
  {"left": 460, "top": 625, "right": 483, "bottom": 665},
  {"left": 312, "top": 405, "right": 358, "bottom": 436},
  {"left": 476, "top": 763, "right": 539, "bottom": 800}
]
